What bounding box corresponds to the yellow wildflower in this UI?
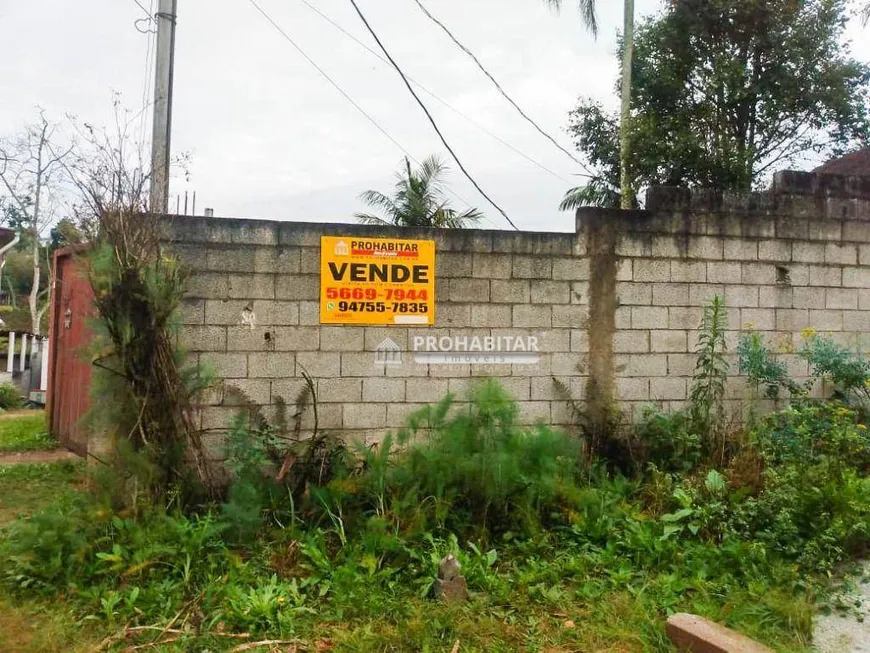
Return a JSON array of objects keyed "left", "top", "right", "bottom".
[{"left": 801, "top": 327, "right": 817, "bottom": 340}]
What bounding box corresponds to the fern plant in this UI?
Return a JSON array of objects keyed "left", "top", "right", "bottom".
[{"left": 690, "top": 296, "right": 729, "bottom": 464}]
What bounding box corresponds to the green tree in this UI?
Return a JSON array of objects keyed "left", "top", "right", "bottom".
[
  {"left": 355, "top": 156, "right": 483, "bottom": 228},
  {"left": 565, "top": 0, "right": 870, "bottom": 207}
]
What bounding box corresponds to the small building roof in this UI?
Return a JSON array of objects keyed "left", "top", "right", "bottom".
[{"left": 813, "top": 148, "right": 870, "bottom": 176}]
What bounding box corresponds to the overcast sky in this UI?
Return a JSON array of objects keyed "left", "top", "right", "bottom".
[{"left": 1, "top": 0, "right": 868, "bottom": 232}]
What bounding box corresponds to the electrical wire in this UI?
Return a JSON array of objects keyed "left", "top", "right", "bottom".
[
  {"left": 296, "top": 0, "right": 571, "bottom": 185},
  {"left": 138, "top": 0, "right": 156, "bottom": 147},
  {"left": 413, "top": 0, "right": 594, "bottom": 177},
  {"left": 247, "top": 0, "right": 502, "bottom": 230},
  {"left": 346, "top": 0, "right": 520, "bottom": 231}
]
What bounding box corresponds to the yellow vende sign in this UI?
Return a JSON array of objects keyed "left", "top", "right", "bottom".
[{"left": 320, "top": 236, "right": 436, "bottom": 325}]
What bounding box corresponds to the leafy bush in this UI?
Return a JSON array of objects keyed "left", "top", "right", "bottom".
[
  {"left": 727, "top": 402, "right": 870, "bottom": 570},
  {"left": 799, "top": 332, "right": 870, "bottom": 414},
  {"left": 0, "top": 382, "right": 22, "bottom": 410},
  {"left": 635, "top": 407, "right": 702, "bottom": 473},
  {"left": 334, "top": 379, "right": 583, "bottom": 538},
  {"left": 737, "top": 331, "right": 802, "bottom": 400}
]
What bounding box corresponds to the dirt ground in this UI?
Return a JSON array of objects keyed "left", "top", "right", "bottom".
[{"left": 0, "top": 449, "right": 81, "bottom": 465}]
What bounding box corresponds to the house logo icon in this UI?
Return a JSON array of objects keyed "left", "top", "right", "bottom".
[
  {"left": 334, "top": 240, "right": 349, "bottom": 256},
  {"left": 374, "top": 338, "right": 402, "bottom": 366}
]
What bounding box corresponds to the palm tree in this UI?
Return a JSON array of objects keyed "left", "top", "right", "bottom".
[
  {"left": 355, "top": 156, "right": 483, "bottom": 228},
  {"left": 546, "top": 0, "right": 635, "bottom": 209}
]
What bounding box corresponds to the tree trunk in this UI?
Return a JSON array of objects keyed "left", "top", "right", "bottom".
[
  {"left": 619, "top": 0, "right": 635, "bottom": 210},
  {"left": 29, "top": 231, "right": 40, "bottom": 335}
]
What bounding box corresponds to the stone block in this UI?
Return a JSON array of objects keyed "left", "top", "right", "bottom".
[
  {"left": 340, "top": 351, "right": 380, "bottom": 377},
  {"left": 706, "top": 262, "right": 742, "bottom": 284},
  {"left": 299, "top": 247, "right": 320, "bottom": 274},
  {"left": 792, "top": 241, "right": 826, "bottom": 263},
  {"left": 317, "top": 378, "right": 362, "bottom": 403},
  {"left": 228, "top": 274, "right": 274, "bottom": 299},
  {"left": 809, "top": 220, "right": 842, "bottom": 241},
  {"left": 364, "top": 327, "right": 409, "bottom": 351},
  {"left": 667, "top": 353, "right": 696, "bottom": 377},
  {"left": 187, "top": 272, "right": 229, "bottom": 299},
  {"left": 724, "top": 285, "right": 759, "bottom": 308},
  {"left": 758, "top": 240, "right": 791, "bottom": 262},
  {"left": 513, "top": 305, "right": 552, "bottom": 328},
  {"left": 759, "top": 286, "right": 793, "bottom": 308},
  {"left": 631, "top": 306, "right": 669, "bottom": 329},
  {"left": 617, "top": 377, "right": 650, "bottom": 401},
  {"left": 670, "top": 307, "right": 703, "bottom": 330},
  {"left": 665, "top": 613, "right": 773, "bottom": 653},
  {"left": 742, "top": 263, "right": 776, "bottom": 285},
  {"left": 341, "top": 403, "right": 387, "bottom": 429},
  {"left": 199, "top": 352, "right": 248, "bottom": 379},
  {"left": 570, "top": 282, "right": 589, "bottom": 305},
  {"left": 553, "top": 305, "right": 585, "bottom": 328},
  {"left": 779, "top": 264, "right": 809, "bottom": 286},
  {"left": 449, "top": 278, "right": 490, "bottom": 302},
  {"left": 570, "top": 329, "right": 589, "bottom": 352},
  {"left": 472, "top": 253, "right": 512, "bottom": 279},
  {"left": 268, "top": 378, "right": 307, "bottom": 406},
  {"left": 531, "top": 280, "right": 571, "bottom": 304},
  {"left": 492, "top": 377, "right": 531, "bottom": 400},
  {"left": 617, "top": 282, "right": 653, "bottom": 305},
  {"left": 614, "top": 331, "right": 650, "bottom": 353},
  {"left": 740, "top": 308, "right": 775, "bottom": 331},
  {"left": 516, "top": 401, "right": 551, "bottom": 425},
  {"left": 792, "top": 287, "right": 826, "bottom": 310},
  {"left": 206, "top": 246, "right": 256, "bottom": 273},
  {"left": 362, "top": 378, "right": 405, "bottom": 402},
  {"left": 274, "top": 275, "right": 319, "bottom": 300},
  {"left": 437, "top": 304, "right": 471, "bottom": 327},
  {"left": 843, "top": 266, "right": 870, "bottom": 288},
  {"left": 512, "top": 256, "right": 552, "bottom": 279},
  {"left": 844, "top": 221, "right": 870, "bottom": 243},
  {"left": 776, "top": 308, "right": 810, "bottom": 331},
  {"left": 825, "top": 243, "right": 858, "bottom": 266},
  {"left": 723, "top": 239, "right": 758, "bottom": 261},
  {"left": 614, "top": 306, "right": 631, "bottom": 329},
  {"left": 617, "top": 259, "right": 633, "bottom": 281},
  {"left": 809, "top": 309, "right": 843, "bottom": 331},
  {"left": 223, "top": 379, "right": 271, "bottom": 406},
  {"left": 318, "top": 326, "right": 365, "bottom": 352},
  {"left": 651, "top": 330, "right": 688, "bottom": 353},
  {"left": 653, "top": 236, "right": 686, "bottom": 258},
  {"left": 387, "top": 403, "right": 428, "bottom": 427},
  {"left": 827, "top": 288, "right": 859, "bottom": 310},
  {"left": 633, "top": 260, "right": 671, "bottom": 282},
  {"left": 179, "top": 299, "right": 205, "bottom": 325},
  {"left": 270, "top": 327, "right": 320, "bottom": 351},
  {"left": 249, "top": 300, "right": 300, "bottom": 326},
  {"left": 650, "top": 377, "right": 688, "bottom": 401},
  {"left": 861, "top": 244, "right": 870, "bottom": 266},
  {"left": 298, "top": 301, "right": 320, "bottom": 325},
  {"left": 404, "top": 378, "right": 450, "bottom": 403},
  {"left": 180, "top": 325, "right": 226, "bottom": 352},
  {"left": 686, "top": 236, "right": 724, "bottom": 260},
  {"left": 670, "top": 260, "right": 707, "bottom": 283},
  {"left": 247, "top": 352, "right": 295, "bottom": 378},
  {"left": 860, "top": 289, "right": 870, "bottom": 310},
  {"left": 552, "top": 257, "right": 590, "bottom": 280},
  {"left": 776, "top": 217, "right": 809, "bottom": 240},
  {"left": 807, "top": 265, "right": 842, "bottom": 287},
  {"left": 689, "top": 284, "right": 725, "bottom": 306},
  {"left": 615, "top": 236, "right": 649, "bottom": 258},
  {"left": 205, "top": 299, "right": 251, "bottom": 326},
  {"left": 490, "top": 279, "right": 530, "bottom": 303},
  {"left": 652, "top": 283, "right": 690, "bottom": 306},
  {"left": 297, "top": 351, "right": 341, "bottom": 377},
  {"left": 300, "top": 403, "right": 342, "bottom": 430},
  {"left": 843, "top": 310, "right": 868, "bottom": 332},
  {"left": 200, "top": 406, "right": 240, "bottom": 432},
  {"left": 436, "top": 251, "right": 473, "bottom": 278}
]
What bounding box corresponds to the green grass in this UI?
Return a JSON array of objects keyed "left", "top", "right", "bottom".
[
  {"left": 0, "top": 462, "right": 84, "bottom": 525},
  {"left": 0, "top": 412, "right": 55, "bottom": 453}
]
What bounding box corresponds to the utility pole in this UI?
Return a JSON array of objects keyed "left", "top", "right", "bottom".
[
  {"left": 150, "top": 0, "right": 178, "bottom": 214},
  {"left": 618, "top": 0, "right": 634, "bottom": 210}
]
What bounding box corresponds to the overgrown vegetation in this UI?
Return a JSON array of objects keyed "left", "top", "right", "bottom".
[
  {"left": 0, "top": 381, "right": 23, "bottom": 411},
  {"left": 0, "top": 411, "right": 53, "bottom": 452},
  {"left": 3, "top": 297, "right": 870, "bottom": 650}
]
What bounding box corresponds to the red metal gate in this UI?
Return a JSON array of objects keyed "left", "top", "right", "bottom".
[{"left": 47, "top": 247, "right": 94, "bottom": 455}]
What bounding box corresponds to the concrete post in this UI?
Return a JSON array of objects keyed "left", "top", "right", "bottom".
[
  {"left": 40, "top": 338, "right": 49, "bottom": 392},
  {"left": 19, "top": 334, "right": 27, "bottom": 372},
  {"left": 7, "top": 331, "right": 15, "bottom": 373}
]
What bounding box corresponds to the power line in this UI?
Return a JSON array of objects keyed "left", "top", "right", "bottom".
[
  {"left": 138, "top": 0, "right": 156, "bottom": 147},
  {"left": 247, "top": 0, "right": 501, "bottom": 230},
  {"left": 346, "top": 0, "right": 520, "bottom": 231},
  {"left": 295, "top": 0, "right": 572, "bottom": 185},
  {"left": 413, "top": 0, "right": 594, "bottom": 177}
]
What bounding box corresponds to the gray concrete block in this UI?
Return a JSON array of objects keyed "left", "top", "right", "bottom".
[{"left": 247, "top": 352, "right": 296, "bottom": 378}]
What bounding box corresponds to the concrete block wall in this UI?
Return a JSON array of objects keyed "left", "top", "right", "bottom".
[
  {"left": 166, "top": 169, "right": 870, "bottom": 448},
  {"left": 166, "top": 220, "right": 588, "bottom": 448}
]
